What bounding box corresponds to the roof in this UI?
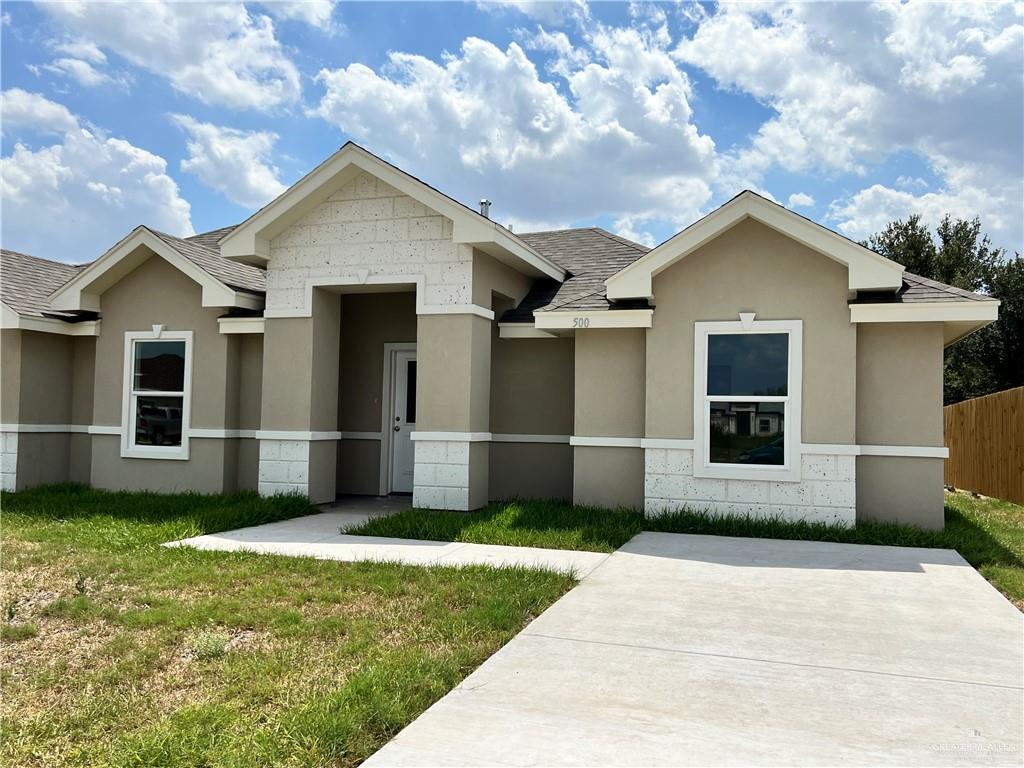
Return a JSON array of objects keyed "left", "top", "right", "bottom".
[
  {"left": 1, "top": 249, "right": 84, "bottom": 317},
  {"left": 501, "top": 228, "right": 650, "bottom": 322},
  {"left": 149, "top": 227, "right": 264, "bottom": 294},
  {"left": 850, "top": 271, "right": 997, "bottom": 304}
]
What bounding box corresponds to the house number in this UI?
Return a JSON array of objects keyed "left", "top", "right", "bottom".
[{"left": 573, "top": 317, "right": 591, "bottom": 328}]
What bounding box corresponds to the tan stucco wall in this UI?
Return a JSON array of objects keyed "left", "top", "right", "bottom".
[
  {"left": 472, "top": 250, "right": 533, "bottom": 310},
  {"left": 575, "top": 329, "right": 645, "bottom": 438},
  {"left": 90, "top": 435, "right": 232, "bottom": 493},
  {"left": 645, "top": 218, "right": 856, "bottom": 444},
  {"left": 18, "top": 331, "right": 74, "bottom": 425},
  {"left": 491, "top": 335, "right": 574, "bottom": 435},
  {"left": 16, "top": 433, "right": 70, "bottom": 489},
  {"left": 573, "top": 446, "right": 644, "bottom": 509},
  {"left": 337, "top": 439, "right": 381, "bottom": 496},
  {"left": 1, "top": 329, "right": 22, "bottom": 424},
  {"left": 856, "top": 322, "right": 944, "bottom": 446},
  {"left": 417, "top": 313, "right": 491, "bottom": 432},
  {"left": 857, "top": 456, "right": 945, "bottom": 530},
  {"left": 489, "top": 442, "right": 573, "bottom": 501}
]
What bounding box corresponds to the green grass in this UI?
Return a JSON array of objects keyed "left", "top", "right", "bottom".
[
  {"left": 0, "top": 485, "right": 574, "bottom": 767},
  {"left": 347, "top": 492, "right": 1024, "bottom": 609}
]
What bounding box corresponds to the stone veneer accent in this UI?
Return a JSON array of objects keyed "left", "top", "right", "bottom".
[
  {"left": 1, "top": 432, "right": 17, "bottom": 491},
  {"left": 258, "top": 439, "right": 310, "bottom": 496},
  {"left": 412, "top": 440, "right": 471, "bottom": 511},
  {"left": 265, "top": 170, "right": 473, "bottom": 315},
  {"left": 644, "top": 448, "right": 856, "bottom": 526}
]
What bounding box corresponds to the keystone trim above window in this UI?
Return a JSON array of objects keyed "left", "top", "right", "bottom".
[
  {"left": 121, "top": 329, "right": 193, "bottom": 460},
  {"left": 693, "top": 318, "right": 803, "bottom": 482}
]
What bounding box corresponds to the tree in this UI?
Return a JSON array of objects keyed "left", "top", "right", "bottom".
[{"left": 866, "top": 215, "right": 1022, "bottom": 404}]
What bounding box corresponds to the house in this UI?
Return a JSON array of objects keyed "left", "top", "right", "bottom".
[{"left": 0, "top": 143, "right": 999, "bottom": 530}]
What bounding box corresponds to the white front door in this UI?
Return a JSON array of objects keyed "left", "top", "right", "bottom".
[{"left": 389, "top": 350, "right": 416, "bottom": 493}]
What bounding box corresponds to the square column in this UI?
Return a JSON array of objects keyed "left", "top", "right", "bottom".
[
  {"left": 258, "top": 290, "right": 340, "bottom": 503},
  {"left": 413, "top": 313, "right": 491, "bottom": 510}
]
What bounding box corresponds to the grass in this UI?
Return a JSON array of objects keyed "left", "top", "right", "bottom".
[
  {"left": 0, "top": 485, "right": 574, "bottom": 767},
  {"left": 347, "top": 491, "right": 1024, "bottom": 609}
]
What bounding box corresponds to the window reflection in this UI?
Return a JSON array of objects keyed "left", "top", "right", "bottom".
[
  {"left": 709, "top": 401, "right": 785, "bottom": 465},
  {"left": 135, "top": 395, "right": 184, "bottom": 447}
]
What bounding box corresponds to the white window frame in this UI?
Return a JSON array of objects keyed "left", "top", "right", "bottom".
[
  {"left": 693, "top": 318, "right": 802, "bottom": 482},
  {"left": 121, "top": 329, "right": 193, "bottom": 460}
]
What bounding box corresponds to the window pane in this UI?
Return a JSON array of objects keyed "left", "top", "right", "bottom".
[
  {"left": 405, "top": 360, "right": 416, "bottom": 423},
  {"left": 135, "top": 395, "right": 184, "bottom": 447},
  {"left": 707, "top": 333, "right": 788, "bottom": 396},
  {"left": 134, "top": 341, "right": 185, "bottom": 392},
  {"left": 709, "top": 401, "right": 784, "bottom": 465}
]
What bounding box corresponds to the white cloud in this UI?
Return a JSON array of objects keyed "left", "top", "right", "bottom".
[
  {"left": 1, "top": 88, "right": 78, "bottom": 134},
  {"left": 42, "top": 57, "right": 117, "bottom": 88},
  {"left": 40, "top": 2, "right": 301, "bottom": 110},
  {"left": 172, "top": 114, "right": 287, "bottom": 209},
  {"left": 477, "top": 1, "right": 589, "bottom": 27},
  {"left": 313, "top": 27, "right": 716, "bottom": 235},
  {"left": 0, "top": 90, "right": 192, "bottom": 263},
  {"left": 675, "top": 1, "right": 1023, "bottom": 246},
  {"left": 787, "top": 192, "right": 814, "bottom": 209},
  {"left": 260, "top": 1, "right": 339, "bottom": 30}
]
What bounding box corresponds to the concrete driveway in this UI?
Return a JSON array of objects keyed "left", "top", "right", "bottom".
[{"left": 366, "top": 532, "right": 1023, "bottom": 767}]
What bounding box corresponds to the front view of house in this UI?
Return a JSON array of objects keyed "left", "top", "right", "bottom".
[{"left": 0, "top": 143, "right": 999, "bottom": 529}]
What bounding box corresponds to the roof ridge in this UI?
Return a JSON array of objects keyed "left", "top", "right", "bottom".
[{"left": 589, "top": 227, "right": 650, "bottom": 253}]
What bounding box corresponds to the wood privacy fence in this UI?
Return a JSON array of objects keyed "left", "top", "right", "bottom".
[{"left": 944, "top": 386, "right": 1024, "bottom": 504}]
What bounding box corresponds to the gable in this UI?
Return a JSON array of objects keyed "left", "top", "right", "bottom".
[{"left": 606, "top": 191, "right": 905, "bottom": 301}]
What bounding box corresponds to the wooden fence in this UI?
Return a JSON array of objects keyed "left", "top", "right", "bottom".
[{"left": 944, "top": 386, "right": 1024, "bottom": 504}]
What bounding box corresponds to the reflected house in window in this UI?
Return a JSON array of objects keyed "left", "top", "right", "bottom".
[{"left": 132, "top": 342, "right": 186, "bottom": 447}]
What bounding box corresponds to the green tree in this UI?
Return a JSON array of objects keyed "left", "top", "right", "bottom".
[{"left": 867, "top": 215, "right": 1022, "bottom": 404}]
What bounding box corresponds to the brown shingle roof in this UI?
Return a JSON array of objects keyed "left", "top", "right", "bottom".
[
  {"left": 501, "top": 228, "right": 649, "bottom": 321},
  {"left": 850, "top": 271, "right": 996, "bottom": 304},
  {"left": 1, "top": 249, "right": 84, "bottom": 317},
  {"left": 148, "top": 227, "right": 265, "bottom": 294}
]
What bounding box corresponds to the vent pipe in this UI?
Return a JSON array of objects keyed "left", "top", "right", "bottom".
[{"left": 479, "top": 198, "right": 491, "bottom": 218}]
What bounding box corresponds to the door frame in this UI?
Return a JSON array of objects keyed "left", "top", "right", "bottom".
[{"left": 379, "top": 342, "right": 417, "bottom": 495}]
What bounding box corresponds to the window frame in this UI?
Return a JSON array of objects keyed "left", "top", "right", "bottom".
[
  {"left": 121, "top": 329, "right": 193, "bottom": 460},
  {"left": 693, "top": 319, "right": 802, "bottom": 482}
]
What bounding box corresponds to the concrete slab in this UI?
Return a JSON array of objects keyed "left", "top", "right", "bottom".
[{"left": 366, "top": 532, "right": 1024, "bottom": 767}]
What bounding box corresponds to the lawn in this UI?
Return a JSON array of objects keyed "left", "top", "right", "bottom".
[
  {"left": 0, "top": 485, "right": 574, "bottom": 768},
  {"left": 347, "top": 491, "right": 1024, "bottom": 610}
]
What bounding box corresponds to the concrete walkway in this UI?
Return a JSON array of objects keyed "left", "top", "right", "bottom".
[
  {"left": 366, "top": 532, "right": 1024, "bottom": 767},
  {"left": 164, "top": 499, "right": 609, "bottom": 577}
]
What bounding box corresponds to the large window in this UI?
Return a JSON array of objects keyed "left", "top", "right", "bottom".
[
  {"left": 694, "top": 319, "right": 802, "bottom": 480},
  {"left": 122, "top": 330, "right": 192, "bottom": 459}
]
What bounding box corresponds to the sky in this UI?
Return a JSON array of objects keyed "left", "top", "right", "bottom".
[{"left": 1, "top": 0, "right": 1021, "bottom": 265}]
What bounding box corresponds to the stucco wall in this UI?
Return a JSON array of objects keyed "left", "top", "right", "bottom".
[
  {"left": 491, "top": 335, "right": 574, "bottom": 436},
  {"left": 1, "top": 330, "right": 22, "bottom": 425},
  {"left": 574, "top": 446, "right": 644, "bottom": 509},
  {"left": 575, "top": 329, "right": 645, "bottom": 438},
  {"left": 265, "top": 170, "right": 473, "bottom": 314},
  {"left": 417, "top": 313, "right": 491, "bottom": 432},
  {"left": 646, "top": 218, "right": 856, "bottom": 444},
  {"left": 489, "top": 442, "right": 573, "bottom": 501},
  {"left": 857, "top": 456, "right": 945, "bottom": 530},
  {"left": 472, "top": 250, "right": 533, "bottom": 310}
]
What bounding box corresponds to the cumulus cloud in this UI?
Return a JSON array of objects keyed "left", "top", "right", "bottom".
[
  {"left": 787, "top": 192, "right": 814, "bottom": 209},
  {"left": 260, "top": 0, "right": 339, "bottom": 30},
  {"left": 1, "top": 88, "right": 78, "bottom": 134},
  {"left": 313, "top": 24, "right": 716, "bottom": 235},
  {"left": 172, "top": 115, "right": 287, "bottom": 209},
  {"left": 0, "top": 89, "right": 192, "bottom": 263},
  {"left": 40, "top": 1, "right": 301, "bottom": 110},
  {"left": 675, "top": 1, "right": 1023, "bottom": 246},
  {"left": 477, "top": 0, "right": 589, "bottom": 27}
]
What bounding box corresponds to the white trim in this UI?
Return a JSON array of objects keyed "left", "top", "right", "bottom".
[
  {"left": 381, "top": 342, "right": 418, "bottom": 496},
  {"left": 491, "top": 434, "right": 570, "bottom": 444},
  {"left": 410, "top": 431, "right": 492, "bottom": 442},
  {"left": 121, "top": 329, "right": 193, "bottom": 461},
  {"left": 217, "top": 317, "right": 265, "bottom": 334},
  {"left": 220, "top": 142, "right": 565, "bottom": 281},
  {"left": 497, "top": 324, "right": 557, "bottom": 339},
  {"left": 802, "top": 443, "right": 860, "bottom": 456},
  {"left": 189, "top": 428, "right": 258, "bottom": 439},
  {"left": 569, "top": 436, "right": 643, "bottom": 448},
  {"left": 419, "top": 304, "right": 494, "bottom": 320},
  {"left": 49, "top": 227, "right": 264, "bottom": 313},
  {"left": 88, "top": 425, "right": 121, "bottom": 435},
  {"left": 640, "top": 438, "right": 697, "bottom": 450},
  {"left": 534, "top": 309, "right": 653, "bottom": 331},
  {"left": 340, "top": 431, "right": 384, "bottom": 441},
  {"left": 254, "top": 430, "right": 341, "bottom": 441},
  {"left": 694, "top": 318, "right": 803, "bottom": 482},
  {"left": 860, "top": 444, "right": 949, "bottom": 458},
  {"left": 849, "top": 301, "right": 999, "bottom": 324},
  {"left": 0, "top": 303, "right": 101, "bottom": 335},
  {"left": 606, "top": 191, "right": 904, "bottom": 300},
  {"left": 0, "top": 423, "right": 90, "bottom": 434}
]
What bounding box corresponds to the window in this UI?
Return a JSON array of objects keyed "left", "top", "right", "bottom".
[
  {"left": 694, "top": 319, "right": 802, "bottom": 481},
  {"left": 121, "top": 330, "right": 192, "bottom": 459}
]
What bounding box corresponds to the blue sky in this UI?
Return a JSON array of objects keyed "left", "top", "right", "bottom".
[{"left": 1, "top": 1, "right": 1021, "bottom": 264}]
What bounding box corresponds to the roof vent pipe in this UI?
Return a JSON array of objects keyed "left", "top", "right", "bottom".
[{"left": 479, "top": 199, "right": 491, "bottom": 218}]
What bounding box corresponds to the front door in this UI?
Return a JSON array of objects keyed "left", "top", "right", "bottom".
[{"left": 389, "top": 350, "right": 416, "bottom": 493}]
